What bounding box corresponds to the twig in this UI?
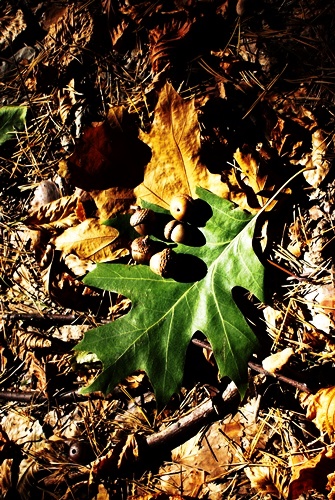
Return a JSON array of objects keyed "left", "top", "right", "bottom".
[
  {"left": 0, "top": 390, "right": 80, "bottom": 404},
  {"left": 192, "top": 338, "right": 313, "bottom": 394},
  {"left": 146, "top": 382, "right": 240, "bottom": 452},
  {"left": 247, "top": 361, "right": 312, "bottom": 394},
  {"left": 93, "top": 383, "right": 241, "bottom": 478},
  {"left": 0, "top": 390, "right": 115, "bottom": 404},
  {"left": 1, "top": 312, "right": 81, "bottom": 324}
]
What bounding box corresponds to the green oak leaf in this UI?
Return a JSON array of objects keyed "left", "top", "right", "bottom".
[
  {"left": 0, "top": 106, "right": 27, "bottom": 146},
  {"left": 75, "top": 187, "right": 265, "bottom": 407}
]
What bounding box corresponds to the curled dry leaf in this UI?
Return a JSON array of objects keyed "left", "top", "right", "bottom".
[
  {"left": 294, "top": 126, "right": 330, "bottom": 189},
  {"left": 233, "top": 149, "right": 270, "bottom": 208},
  {"left": 25, "top": 194, "right": 79, "bottom": 227},
  {"left": 288, "top": 447, "right": 335, "bottom": 499},
  {"left": 262, "top": 347, "right": 294, "bottom": 374},
  {"left": 135, "top": 82, "right": 229, "bottom": 207},
  {"left": 0, "top": 411, "right": 46, "bottom": 497},
  {"left": 149, "top": 15, "right": 193, "bottom": 73},
  {"left": 52, "top": 218, "right": 130, "bottom": 262},
  {"left": 1, "top": 409, "right": 45, "bottom": 447},
  {"left": 245, "top": 465, "right": 283, "bottom": 498},
  {"left": 268, "top": 100, "right": 330, "bottom": 188},
  {"left": 327, "top": 469, "right": 335, "bottom": 499},
  {"left": 226, "top": 147, "right": 292, "bottom": 213},
  {"left": 64, "top": 254, "right": 96, "bottom": 277},
  {"left": 233, "top": 148, "right": 291, "bottom": 211},
  {"left": 302, "top": 386, "right": 335, "bottom": 439},
  {"left": 307, "top": 284, "right": 335, "bottom": 324},
  {"left": 0, "top": 8, "right": 26, "bottom": 51},
  {"left": 91, "top": 433, "right": 143, "bottom": 478}
]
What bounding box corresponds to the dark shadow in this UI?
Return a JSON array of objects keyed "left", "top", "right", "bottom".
[
  {"left": 150, "top": 213, "right": 176, "bottom": 241},
  {"left": 183, "top": 332, "right": 220, "bottom": 389},
  {"left": 171, "top": 254, "right": 207, "bottom": 283},
  {"left": 189, "top": 198, "right": 213, "bottom": 227},
  {"left": 180, "top": 226, "right": 206, "bottom": 247},
  {"left": 231, "top": 286, "right": 272, "bottom": 357}
]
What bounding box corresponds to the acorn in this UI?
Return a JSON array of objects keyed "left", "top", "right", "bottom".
[
  {"left": 130, "top": 207, "right": 156, "bottom": 235},
  {"left": 131, "top": 236, "right": 158, "bottom": 264},
  {"left": 164, "top": 219, "right": 188, "bottom": 244},
  {"left": 170, "top": 194, "right": 195, "bottom": 222},
  {"left": 67, "top": 440, "right": 94, "bottom": 464},
  {"left": 149, "top": 248, "right": 177, "bottom": 278}
]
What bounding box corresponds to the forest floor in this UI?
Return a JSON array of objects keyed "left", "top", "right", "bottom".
[{"left": 1, "top": 1, "right": 335, "bottom": 499}]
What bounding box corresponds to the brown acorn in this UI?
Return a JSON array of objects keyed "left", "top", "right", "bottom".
[
  {"left": 170, "top": 194, "right": 195, "bottom": 222},
  {"left": 130, "top": 207, "right": 156, "bottom": 235},
  {"left": 149, "top": 248, "right": 177, "bottom": 278},
  {"left": 67, "top": 440, "right": 94, "bottom": 464},
  {"left": 164, "top": 219, "right": 188, "bottom": 244},
  {"left": 131, "top": 236, "right": 158, "bottom": 264}
]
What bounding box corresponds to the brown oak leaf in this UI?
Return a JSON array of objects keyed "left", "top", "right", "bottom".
[{"left": 59, "top": 106, "right": 151, "bottom": 192}]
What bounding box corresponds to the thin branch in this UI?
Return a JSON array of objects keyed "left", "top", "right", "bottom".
[
  {"left": 192, "top": 338, "right": 313, "bottom": 394},
  {"left": 1, "top": 312, "right": 82, "bottom": 324},
  {"left": 146, "top": 382, "right": 240, "bottom": 452}
]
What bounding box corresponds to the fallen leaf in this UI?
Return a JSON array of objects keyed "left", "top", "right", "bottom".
[
  {"left": 60, "top": 106, "right": 151, "bottom": 191},
  {"left": 327, "top": 468, "right": 335, "bottom": 499},
  {"left": 25, "top": 194, "right": 79, "bottom": 227},
  {"left": 232, "top": 148, "right": 286, "bottom": 211},
  {"left": 52, "top": 218, "right": 130, "bottom": 262},
  {"left": 1, "top": 409, "right": 44, "bottom": 447},
  {"left": 0, "top": 106, "right": 27, "bottom": 145},
  {"left": 158, "top": 463, "right": 206, "bottom": 498},
  {"left": 90, "top": 186, "right": 137, "bottom": 220},
  {"left": 245, "top": 465, "right": 283, "bottom": 498},
  {"left": 0, "top": 9, "right": 26, "bottom": 52},
  {"left": 302, "top": 386, "right": 335, "bottom": 439},
  {"left": 262, "top": 347, "right": 294, "bottom": 374},
  {"left": 135, "top": 82, "right": 229, "bottom": 208},
  {"left": 42, "top": 4, "right": 93, "bottom": 68},
  {"left": 288, "top": 447, "right": 335, "bottom": 499},
  {"left": 149, "top": 17, "right": 193, "bottom": 73},
  {"left": 297, "top": 128, "right": 330, "bottom": 188},
  {"left": 233, "top": 149, "right": 269, "bottom": 207},
  {"left": 75, "top": 187, "right": 264, "bottom": 407},
  {"left": 63, "top": 254, "right": 96, "bottom": 277}
]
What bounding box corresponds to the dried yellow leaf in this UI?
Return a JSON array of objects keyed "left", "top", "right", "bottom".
[
  {"left": 52, "top": 218, "right": 130, "bottom": 262},
  {"left": 303, "top": 386, "right": 335, "bottom": 439},
  {"left": 25, "top": 194, "right": 79, "bottom": 226},
  {"left": 135, "top": 82, "right": 229, "bottom": 207}
]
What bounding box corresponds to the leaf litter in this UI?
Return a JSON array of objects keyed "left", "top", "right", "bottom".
[{"left": 1, "top": 0, "right": 335, "bottom": 498}]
